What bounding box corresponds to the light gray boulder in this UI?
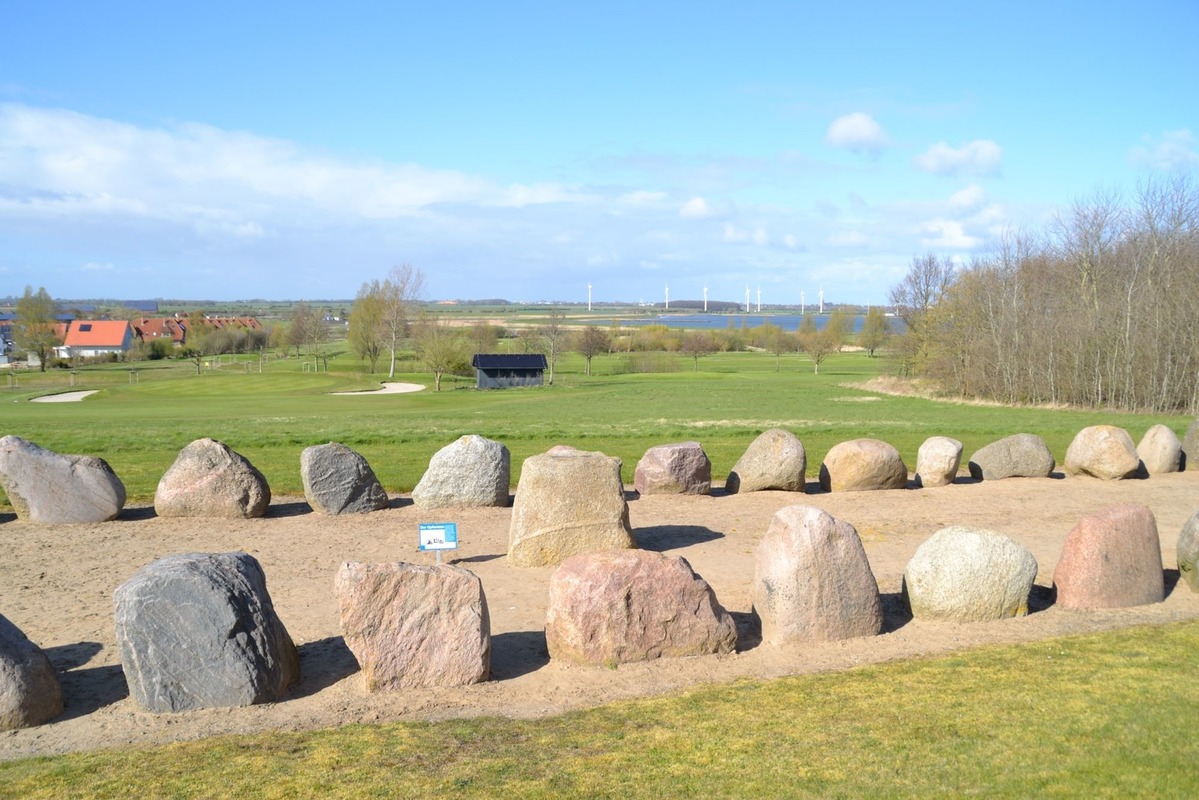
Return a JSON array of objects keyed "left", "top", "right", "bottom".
[
  {"left": 113, "top": 552, "right": 299, "bottom": 712},
  {"left": 1181, "top": 419, "right": 1199, "bottom": 471},
  {"left": 508, "top": 448, "right": 635, "bottom": 566},
  {"left": 0, "top": 614, "right": 63, "bottom": 730},
  {"left": 902, "top": 527, "right": 1038, "bottom": 621},
  {"left": 1064, "top": 425, "right": 1141, "bottom": 480},
  {"left": 1179, "top": 511, "right": 1199, "bottom": 593},
  {"left": 154, "top": 438, "right": 271, "bottom": 518},
  {"left": 0, "top": 435, "right": 125, "bottom": 523},
  {"left": 752, "top": 505, "right": 882, "bottom": 645},
  {"left": 412, "top": 434, "right": 510, "bottom": 509},
  {"left": 335, "top": 562, "right": 490, "bottom": 690},
  {"left": 915, "top": 436, "right": 963, "bottom": 488},
  {"left": 967, "top": 433, "right": 1055, "bottom": 480},
  {"left": 634, "top": 441, "right": 711, "bottom": 496},
  {"left": 1053, "top": 504, "right": 1164, "bottom": 609},
  {"left": 300, "top": 442, "right": 388, "bottom": 514},
  {"left": 546, "top": 549, "right": 736, "bottom": 665},
  {"left": 725, "top": 428, "right": 806, "bottom": 494},
  {"left": 1136, "top": 425, "right": 1182, "bottom": 475},
  {"left": 818, "top": 438, "right": 907, "bottom": 492}
]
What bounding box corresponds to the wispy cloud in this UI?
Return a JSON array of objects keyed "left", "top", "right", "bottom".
[
  {"left": 1129, "top": 129, "right": 1198, "bottom": 171},
  {"left": 914, "top": 140, "right": 1002, "bottom": 177}
]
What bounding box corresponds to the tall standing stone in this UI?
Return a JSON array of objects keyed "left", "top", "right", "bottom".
[
  {"left": 0, "top": 435, "right": 126, "bottom": 523},
  {"left": 508, "top": 448, "right": 635, "bottom": 566},
  {"left": 752, "top": 505, "right": 882, "bottom": 645},
  {"left": 1053, "top": 504, "right": 1164, "bottom": 609},
  {"left": 412, "top": 434, "right": 510, "bottom": 508},
  {"left": 1178, "top": 511, "right": 1199, "bottom": 593},
  {"left": 915, "top": 436, "right": 963, "bottom": 488},
  {"left": 0, "top": 614, "right": 63, "bottom": 730},
  {"left": 1064, "top": 425, "right": 1141, "bottom": 480},
  {"left": 335, "top": 562, "right": 490, "bottom": 690},
  {"left": 1136, "top": 424, "right": 1182, "bottom": 475},
  {"left": 301, "top": 442, "right": 389, "bottom": 514},
  {"left": 154, "top": 438, "right": 271, "bottom": 518},
  {"left": 634, "top": 441, "right": 711, "bottom": 496},
  {"left": 967, "top": 433, "right": 1055, "bottom": 480},
  {"left": 902, "top": 527, "right": 1038, "bottom": 621},
  {"left": 113, "top": 552, "right": 299, "bottom": 712},
  {"left": 818, "top": 438, "right": 907, "bottom": 492},
  {"left": 725, "top": 428, "right": 807, "bottom": 494}
]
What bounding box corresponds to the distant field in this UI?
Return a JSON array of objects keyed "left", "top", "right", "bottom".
[{"left": 1, "top": 347, "right": 1190, "bottom": 505}]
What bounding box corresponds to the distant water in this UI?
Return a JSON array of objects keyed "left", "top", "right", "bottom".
[{"left": 595, "top": 313, "right": 903, "bottom": 334}]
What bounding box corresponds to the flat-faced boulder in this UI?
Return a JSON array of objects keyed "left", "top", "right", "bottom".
[
  {"left": 508, "top": 448, "right": 635, "bottom": 567},
  {"left": 0, "top": 614, "right": 63, "bottom": 730},
  {"left": 752, "top": 505, "right": 882, "bottom": 645},
  {"left": 915, "top": 436, "right": 963, "bottom": 488},
  {"left": 335, "top": 562, "right": 490, "bottom": 690},
  {"left": 0, "top": 435, "right": 125, "bottom": 523},
  {"left": 633, "top": 441, "right": 711, "bottom": 496},
  {"left": 725, "top": 428, "right": 806, "bottom": 494},
  {"left": 1181, "top": 418, "right": 1199, "bottom": 471},
  {"left": 301, "top": 442, "right": 388, "bottom": 514},
  {"left": 546, "top": 549, "right": 735, "bottom": 665},
  {"left": 1064, "top": 425, "right": 1141, "bottom": 480},
  {"left": 1136, "top": 425, "right": 1182, "bottom": 475},
  {"left": 902, "top": 527, "right": 1038, "bottom": 622},
  {"left": 413, "top": 434, "right": 510, "bottom": 508},
  {"left": 1177, "top": 511, "right": 1199, "bottom": 593},
  {"left": 154, "top": 438, "right": 271, "bottom": 518},
  {"left": 967, "top": 433, "right": 1055, "bottom": 480},
  {"left": 818, "top": 438, "right": 907, "bottom": 492},
  {"left": 113, "top": 552, "right": 299, "bottom": 712},
  {"left": 1053, "top": 504, "right": 1164, "bottom": 609}
]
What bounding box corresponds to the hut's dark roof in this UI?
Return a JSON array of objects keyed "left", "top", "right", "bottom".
[{"left": 471, "top": 353, "right": 548, "bottom": 370}]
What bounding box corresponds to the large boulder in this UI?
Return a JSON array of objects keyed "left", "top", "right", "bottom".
[
  {"left": 752, "top": 505, "right": 882, "bottom": 645},
  {"left": 1181, "top": 418, "right": 1199, "bottom": 471},
  {"left": 818, "top": 438, "right": 907, "bottom": 492},
  {"left": 1136, "top": 425, "right": 1182, "bottom": 475},
  {"left": 113, "top": 552, "right": 298, "bottom": 712},
  {"left": 154, "top": 438, "right": 271, "bottom": 518},
  {"left": 902, "top": 527, "right": 1038, "bottom": 622},
  {"left": 1064, "top": 425, "right": 1141, "bottom": 480},
  {"left": 300, "top": 442, "right": 388, "bottom": 515},
  {"left": 633, "top": 441, "right": 711, "bottom": 496},
  {"left": 412, "top": 435, "right": 510, "bottom": 508},
  {"left": 915, "top": 436, "right": 963, "bottom": 488},
  {"left": 1177, "top": 511, "right": 1199, "bottom": 593},
  {"left": 546, "top": 549, "right": 736, "bottom": 665},
  {"left": 1053, "top": 504, "right": 1164, "bottom": 609},
  {"left": 0, "top": 435, "right": 125, "bottom": 524},
  {"left": 967, "top": 433, "right": 1055, "bottom": 480},
  {"left": 724, "top": 428, "right": 806, "bottom": 494},
  {"left": 335, "top": 562, "right": 490, "bottom": 690},
  {"left": 507, "top": 448, "right": 635, "bottom": 567},
  {"left": 0, "top": 614, "right": 63, "bottom": 730}
]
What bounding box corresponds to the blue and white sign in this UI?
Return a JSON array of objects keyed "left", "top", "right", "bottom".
[{"left": 418, "top": 522, "right": 459, "bottom": 552}]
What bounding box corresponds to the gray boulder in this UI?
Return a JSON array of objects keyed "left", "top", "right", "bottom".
[
  {"left": 508, "top": 448, "right": 635, "bottom": 567},
  {"left": 634, "top": 441, "right": 711, "bottom": 496},
  {"left": 546, "top": 549, "right": 736, "bottom": 665},
  {"left": 1064, "top": 425, "right": 1141, "bottom": 480},
  {"left": 154, "top": 438, "right": 271, "bottom": 518},
  {"left": 1053, "top": 504, "right": 1164, "bottom": 609},
  {"left": 300, "top": 442, "right": 388, "bottom": 514},
  {"left": 1175, "top": 511, "right": 1199, "bottom": 593},
  {"left": 113, "top": 552, "right": 299, "bottom": 712},
  {"left": 0, "top": 614, "right": 63, "bottom": 730},
  {"left": 0, "top": 435, "right": 125, "bottom": 524},
  {"left": 1182, "top": 418, "right": 1199, "bottom": 471},
  {"left": 725, "top": 428, "right": 806, "bottom": 494},
  {"left": 1136, "top": 425, "right": 1182, "bottom": 475},
  {"left": 915, "top": 436, "right": 963, "bottom": 488},
  {"left": 752, "top": 505, "right": 882, "bottom": 645},
  {"left": 967, "top": 433, "right": 1055, "bottom": 480},
  {"left": 818, "top": 438, "right": 907, "bottom": 492},
  {"left": 412, "top": 434, "right": 510, "bottom": 508},
  {"left": 335, "top": 561, "right": 490, "bottom": 690},
  {"left": 902, "top": 527, "right": 1038, "bottom": 622}
]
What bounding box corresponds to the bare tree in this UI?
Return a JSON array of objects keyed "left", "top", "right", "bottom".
[
  {"left": 679, "top": 330, "right": 718, "bottom": 371},
  {"left": 412, "top": 314, "right": 467, "bottom": 392},
  {"left": 13, "top": 286, "right": 60, "bottom": 371},
  {"left": 348, "top": 281, "right": 385, "bottom": 373},
  {"left": 796, "top": 315, "right": 837, "bottom": 374},
  {"left": 379, "top": 264, "right": 425, "bottom": 379},
  {"left": 859, "top": 307, "right": 890, "bottom": 357},
  {"left": 468, "top": 321, "right": 500, "bottom": 356},
  {"left": 539, "top": 310, "right": 566, "bottom": 385},
  {"left": 573, "top": 326, "right": 610, "bottom": 376}
]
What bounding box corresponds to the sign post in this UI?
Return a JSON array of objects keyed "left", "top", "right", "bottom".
[{"left": 418, "top": 522, "right": 459, "bottom": 564}]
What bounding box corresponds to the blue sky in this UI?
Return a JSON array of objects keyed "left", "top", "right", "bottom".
[{"left": 2, "top": 1, "right": 1196, "bottom": 306}]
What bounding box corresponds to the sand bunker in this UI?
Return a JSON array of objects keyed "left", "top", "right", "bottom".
[
  {"left": 29, "top": 391, "right": 99, "bottom": 403},
  {"left": 332, "top": 382, "right": 425, "bottom": 395}
]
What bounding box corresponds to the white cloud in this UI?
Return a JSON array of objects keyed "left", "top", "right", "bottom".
[
  {"left": 827, "top": 230, "right": 869, "bottom": 247},
  {"left": 920, "top": 219, "right": 982, "bottom": 249},
  {"left": 82, "top": 261, "right": 114, "bottom": 271},
  {"left": 914, "top": 140, "right": 1002, "bottom": 176},
  {"left": 782, "top": 233, "right": 801, "bottom": 250},
  {"left": 679, "top": 196, "right": 716, "bottom": 219},
  {"left": 1129, "top": 129, "right": 1198, "bottom": 170},
  {"left": 826, "top": 112, "right": 889, "bottom": 157},
  {"left": 619, "top": 190, "right": 667, "bottom": 206},
  {"left": 949, "top": 184, "right": 986, "bottom": 211}
]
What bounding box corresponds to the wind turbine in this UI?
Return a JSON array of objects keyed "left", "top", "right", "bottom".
[
  {"left": 744, "top": 285, "right": 750, "bottom": 313},
  {"left": 756, "top": 287, "right": 761, "bottom": 313},
  {"left": 800, "top": 290, "right": 806, "bottom": 315},
  {"left": 587, "top": 283, "right": 592, "bottom": 312},
  {"left": 665, "top": 284, "right": 669, "bottom": 310},
  {"left": 703, "top": 283, "right": 708, "bottom": 313},
  {"left": 819, "top": 286, "right": 824, "bottom": 314}
]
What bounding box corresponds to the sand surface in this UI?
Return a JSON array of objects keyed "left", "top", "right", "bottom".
[
  {"left": 2, "top": 471, "right": 1197, "bottom": 761},
  {"left": 28, "top": 391, "right": 99, "bottom": 403},
  {"left": 331, "top": 382, "right": 425, "bottom": 395}
]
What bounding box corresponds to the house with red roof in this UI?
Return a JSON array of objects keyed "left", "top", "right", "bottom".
[
  {"left": 133, "top": 317, "right": 188, "bottom": 345},
  {"left": 54, "top": 320, "right": 134, "bottom": 359}
]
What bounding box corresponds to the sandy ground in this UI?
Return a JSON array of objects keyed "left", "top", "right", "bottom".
[
  {"left": 2, "top": 470, "right": 1197, "bottom": 761},
  {"left": 331, "top": 382, "right": 425, "bottom": 395},
  {"left": 27, "top": 391, "right": 100, "bottom": 403}
]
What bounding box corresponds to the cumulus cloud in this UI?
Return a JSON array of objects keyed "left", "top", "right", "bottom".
[
  {"left": 920, "top": 219, "right": 982, "bottom": 249},
  {"left": 914, "top": 140, "right": 1002, "bottom": 176},
  {"left": 949, "top": 184, "right": 986, "bottom": 210},
  {"left": 1129, "top": 129, "right": 1198, "bottom": 170},
  {"left": 826, "top": 112, "right": 889, "bottom": 157}
]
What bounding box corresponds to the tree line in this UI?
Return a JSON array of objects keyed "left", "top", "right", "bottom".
[{"left": 889, "top": 174, "right": 1198, "bottom": 414}]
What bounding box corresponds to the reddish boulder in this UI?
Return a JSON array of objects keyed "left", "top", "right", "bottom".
[{"left": 1053, "top": 504, "right": 1164, "bottom": 609}]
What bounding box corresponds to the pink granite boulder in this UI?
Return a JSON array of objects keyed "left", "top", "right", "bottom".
[
  {"left": 634, "top": 441, "right": 711, "bottom": 496},
  {"left": 1052, "top": 504, "right": 1164, "bottom": 609}
]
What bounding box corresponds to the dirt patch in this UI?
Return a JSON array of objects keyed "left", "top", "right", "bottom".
[{"left": 1, "top": 471, "right": 1196, "bottom": 760}]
